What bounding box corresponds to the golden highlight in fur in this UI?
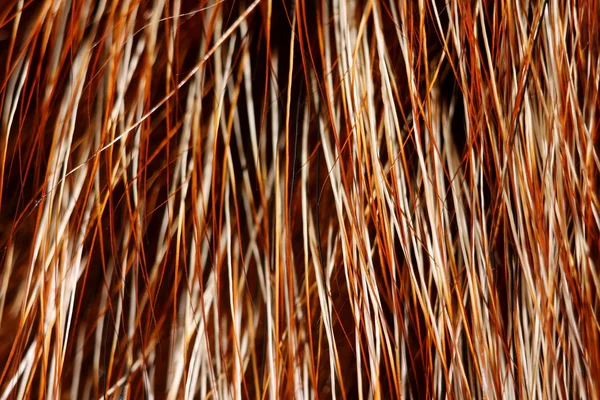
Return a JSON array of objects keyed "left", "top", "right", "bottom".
[{"left": 0, "top": 0, "right": 599, "bottom": 398}]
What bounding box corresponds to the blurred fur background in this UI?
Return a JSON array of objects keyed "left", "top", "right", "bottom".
[{"left": 0, "top": 0, "right": 599, "bottom": 398}]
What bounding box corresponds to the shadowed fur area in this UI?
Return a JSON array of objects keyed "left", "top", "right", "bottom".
[{"left": 0, "top": 0, "right": 599, "bottom": 398}]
